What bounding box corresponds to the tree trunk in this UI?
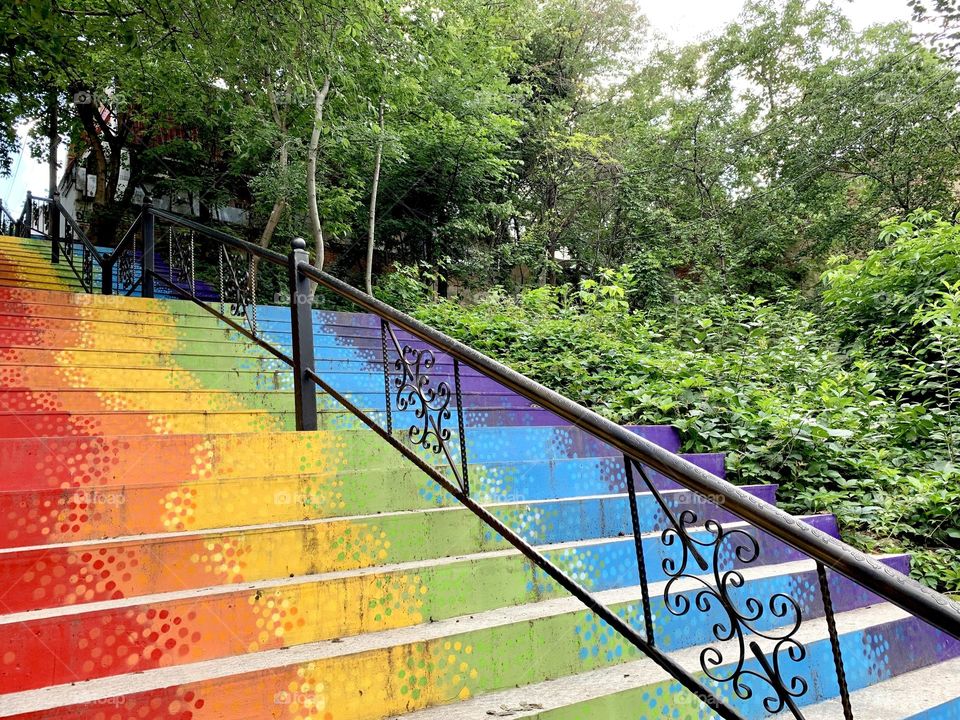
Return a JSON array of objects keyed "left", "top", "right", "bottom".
[
  {"left": 307, "top": 75, "right": 331, "bottom": 282},
  {"left": 251, "top": 105, "right": 288, "bottom": 294},
  {"left": 48, "top": 92, "right": 58, "bottom": 200},
  {"left": 365, "top": 97, "right": 385, "bottom": 295},
  {"left": 74, "top": 97, "right": 124, "bottom": 245}
]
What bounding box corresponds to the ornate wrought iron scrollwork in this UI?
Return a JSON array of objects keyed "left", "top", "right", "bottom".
[
  {"left": 31, "top": 199, "right": 49, "bottom": 236},
  {"left": 661, "top": 512, "right": 810, "bottom": 719},
  {"left": 384, "top": 322, "right": 468, "bottom": 494},
  {"left": 395, "top": 344, "right": 453, "bottom": 451},
  {"left": 218, "top": 245, "right": 257, "bottom": 334},
  {"left": 168, "top": 228, "right": 196, "bottom": 295},
  {"left": 81, "top": 243, "right": 94, "bottom": 292},
  {"left": 117, "top": 235, "right": 137, "bottom": 294},
  {"left": 63, "top": 222, "right": 75, "bottom": 257}
]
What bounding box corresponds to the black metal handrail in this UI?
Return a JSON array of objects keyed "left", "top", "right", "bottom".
[
  {"left": 7, "top": 192, "right": 960, "bottom": 718},
  {"left": 13, "top": 192, "right": 156, "bottom": 296},
  {"left": 12, "top": 192, "right": 114, "bottom": 293},
  {"left": 297, "top": 259, "right": 960, "bottom": 636},
  {"left": 142, "top": 204, "right": 960, "bottom": 717}
]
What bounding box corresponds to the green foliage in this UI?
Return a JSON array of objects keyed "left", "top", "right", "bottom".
[
  {"left": 373, "top": 262, "right": 440, "bottom": 312},
  {"left": 822, "top": 209, "right": 960, "bottom": 356},
  {"left": 416, "top": 248, "right": 960, "bottom": 592}
]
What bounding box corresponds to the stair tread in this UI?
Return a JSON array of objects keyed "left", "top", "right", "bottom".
[
  {"left": 0, "top": 506, "right": 796, "bottom": 555},
  {"left": 0, "top": 600, "right": 911, "bottom": 717},
  {"left": 0, "top": 240, "right": 950, "bottom": 720},
  {"left": 385, "top": 602, "right": 915, "bottom": 720},
  {"left": 785, "top": 655, "right": 960, "bottom": 719},
  {"left": 1, "top": 553, "right": 900, "bottom": 626}
]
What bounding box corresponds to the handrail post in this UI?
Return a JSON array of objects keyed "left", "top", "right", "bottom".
[
  {"left": 23, "top": 191, "right": 32, "bottom": 238},
  {"left": 141, "top": 196, "right": 154, "bottom": 298},
  {"left": 101, "top": 250, "right": 113, "bottom": 295},
  {"left": 50, "top": 193, "right": 60, "bottom": 264},
  {"left": 288, "top": 237, "right": 317, "bottom": 431}
]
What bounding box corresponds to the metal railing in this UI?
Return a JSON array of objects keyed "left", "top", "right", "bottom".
[
  {"left": 11, "top": 191, "right": 118, "bottom": 293},
  {"left": 6, "top": 191, "right": 960, "bottom": 719},
  {"left": 0, "top": 199, "right": 14, "bottom": 236}
]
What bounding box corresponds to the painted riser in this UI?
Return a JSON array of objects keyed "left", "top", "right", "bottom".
[
  {"left": 0, "top": 426, "right": 722, "bottom": 491},
  {"left": 0, "top": 468, "right": 773, "bottom": 549},
  {"left": 7, "top": 608, "right": 957, "bottom": 720},
  {"left": 0, "top": 347, "right": 488, "bottom": 380},
  {"left": 532, "top": 615, "right": 960, "bottom": 720},
  {"left": 0, "top": 555, "right": 907, "bottom": 695},
  {"left": 0, "top": 514, "right": 839, "bottom": 615},
  {"left": 0, "top": 390, "right": 605, "bottom": 430}
]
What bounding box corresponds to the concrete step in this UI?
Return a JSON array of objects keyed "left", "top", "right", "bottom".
[
  {"left": 0, "top": 408, "right": 291, "bottom": 436},
  {"left": 0, "top": 346, "right": 483, "bottom": 377},
  {"left": 0, "top": 513, "right": 837, "bottom": 614},
  {"left": 0, "top": 284, "right": 207, "bottom": 316},
  {"left": 0, "top": 554, "right": 906, "bottom": 695},
  {"left": 0, "top": 311, "right": 489, "bottom": 362},
  {"left": 0, "top": 341, "right": 486, "bottom": 382},
  {"left": 0, "top": 264, "right": 82, "bottom": 283},
  {"left": 0, "top": 388, "right": 584, "bottom": 430},
  {"left": 2, "top": 597, "right": 950, "bottom": 719},
  {"left": 0, "top": 276, "right": 75, "bottom": 293},
  {"left": 0, "top": 427, "right": 713, "bottom": 494},
  {"left": 0, "top": 430, "right": 726, "bottom": 552},
  {"left": 0, "top": 283, "right": 393, "bottom": 331},
  {"left": 0, "top": 267, "right": 86, "bottom": 286},
  {"left": 0, "top": 388, "right": 294, "bottom": 413},
  {"left": 0, "top": 361, "right": 532, "bottom": 396},
  {"left": 0, "top": 325, "right": 269, "bottom": 356},
  {"left": 0, "top": 361, "right": 292, "bottom": 391},
  {"left": 776, "top": 656, "right": 960, "bottom": 718},
  {"left": 0, "top": 444, "right": 749, "bottom": 546},
  {"left": 0, "top": 278, "right": 380, "bottom": 329},
  {"left": 390, "top": 603, "right": 959, "bottom": 720},
  {"left": 0, "top": 284, "right": 493, "bottom": 360}
]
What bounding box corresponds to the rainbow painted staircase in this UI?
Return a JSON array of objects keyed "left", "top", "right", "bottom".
[{"left": 0, "top": 232, "right": 959, "bottom": 720}]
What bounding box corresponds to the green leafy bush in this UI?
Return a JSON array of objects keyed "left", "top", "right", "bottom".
[
  {"left": 373, "top": 263, "right": 438, "bottom": 313},
  {"left": 414, "top": 248, "right": 960, "bottom": 593}
]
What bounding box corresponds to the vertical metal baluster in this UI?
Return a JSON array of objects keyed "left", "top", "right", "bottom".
[
  {"left": 453, "top": 357, "right": 469, "bottom": 496},
  {"left": 623, "top": 456, "right": 655, "bottom": 646},
  {"left": 817, "top": 562, "right": 853, "bottom": 720},
  {"left": 380, "top": 319, "right": 393, "bottom": 434},
  {"left": 82, "top": 242, "right": 92, "bottom": 293},
  {"left": 189, "top": 230, "right": 196, "bottom": 296},
  {"left": 218, "top": 245, "right": 225, "bottom": 315},
  {"left": 168, "top": 226, "right": 174, "bottom": 283},
  {"left": 249, "top": 251, "right": 258, "bottom": 336},
  {"left": 24, "top": 191, "right": 32, "bottom": 238},
  {"left": 141, "top": 196, "right": 154, "bottom": 298}
]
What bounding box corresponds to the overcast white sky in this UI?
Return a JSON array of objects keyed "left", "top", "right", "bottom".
[
  {"left": 0, "top": 0, "right": 924, "bottom": 216},
  {"left": 643, "top": 0, "right": 915, "bottom": 45}
]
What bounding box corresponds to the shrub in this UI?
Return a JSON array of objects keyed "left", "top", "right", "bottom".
[{"left": 415, "top": 256, "right": 960, "bottom": 593}]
